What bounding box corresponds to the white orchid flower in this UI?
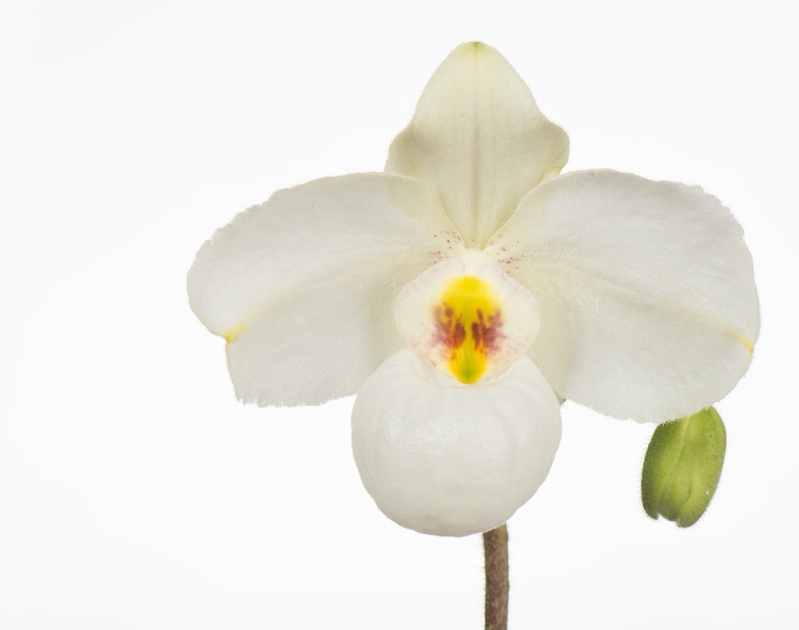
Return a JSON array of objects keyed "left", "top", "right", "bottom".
[{"left": 188, "top": 43, "right": 759, "bottom": 537}]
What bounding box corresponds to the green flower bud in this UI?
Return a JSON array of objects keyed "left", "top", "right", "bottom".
[{"left": 641, "top": 407, "right": 726, "bottom": 528}]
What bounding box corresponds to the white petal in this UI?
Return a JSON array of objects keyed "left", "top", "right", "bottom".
[
  {"left": 352, "top": 349, "right": 562, "bottom": 537},
  {"left": 394, "top": 251, "right": 540, "bottom": 384},
  {"left": 188, "top": 173, "right": 461, "bottom": 405},
  {"left": 386, "top": 42, "right": 569, "bottom": 249},
  {"left": 486, "top": 170, "right": 760, "bottom": 422},
  {"left": 226, "top": 281, "right": 396, "bottom": 406}
]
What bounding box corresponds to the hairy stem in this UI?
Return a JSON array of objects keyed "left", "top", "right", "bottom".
[{"left": 483, "top": 524, "right": 509, "bottom": 630}]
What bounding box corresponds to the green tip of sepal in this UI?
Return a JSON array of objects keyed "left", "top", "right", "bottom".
[{"left": 641, "top": 407, "right": 726, "bottom": 528}]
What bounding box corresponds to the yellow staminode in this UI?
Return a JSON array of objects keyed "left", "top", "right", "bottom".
[{"left": 435, "top": 275, "right": 502, "bottom": 384}]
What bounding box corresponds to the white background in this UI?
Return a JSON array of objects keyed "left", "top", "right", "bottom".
[{"left": 1, "top": 1, "right": 797, "bottom": 628}]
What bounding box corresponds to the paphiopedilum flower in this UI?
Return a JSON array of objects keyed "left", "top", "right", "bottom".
[{"left": 188, "top": 43, "right": 759, "bottom": 537}]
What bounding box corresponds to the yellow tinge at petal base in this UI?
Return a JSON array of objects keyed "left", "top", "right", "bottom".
[{"left": 395, "top": 252, "right": 540, "bottom": 383}]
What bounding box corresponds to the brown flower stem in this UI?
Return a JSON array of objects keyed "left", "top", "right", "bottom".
[{"left": 483, "top": 523, "right": 509, "bottom": 630}]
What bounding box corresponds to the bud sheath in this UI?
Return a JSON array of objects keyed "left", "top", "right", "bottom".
[{"left": 641, "top": 407, "right": 726, "bottom": 528}]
